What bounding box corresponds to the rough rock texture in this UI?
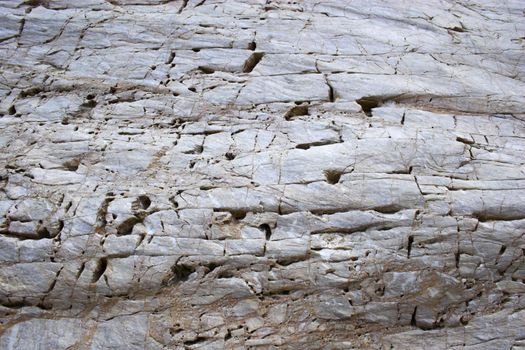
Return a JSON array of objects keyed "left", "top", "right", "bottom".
[{"left": 0, "top": 0, "right": 525, "bottom": 349}]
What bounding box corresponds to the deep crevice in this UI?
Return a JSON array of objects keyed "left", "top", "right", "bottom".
[
  {"left": 92, "top": 257, "right": 108, "bottom": 283},
  {"left": 410, "top": 306, "right": 418, "bottom": 326},
  {"left": 327, "top": 81, "right": 335, "bottom": 102},
  {"left": 407, "top": 235, "right": 414, "bottom": 259}
]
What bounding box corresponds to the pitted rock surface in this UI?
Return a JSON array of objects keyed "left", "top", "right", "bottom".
[{"left": 1, "top": 0, "right": 525, "bottom": 349}]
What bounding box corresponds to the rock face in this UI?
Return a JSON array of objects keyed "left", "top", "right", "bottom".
[{"left": 0, "top": 0, "right": 525, "bottom": 348}]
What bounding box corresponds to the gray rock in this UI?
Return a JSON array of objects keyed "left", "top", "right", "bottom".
[
  {"left": 0, "top": 318, "right": 85, "bottom": 350},
  {"left": 315, "top": 296, "right": 354, "bottom": 320},
  {"left": 0, "top": 0, "right": 524, "bottom": 348}
]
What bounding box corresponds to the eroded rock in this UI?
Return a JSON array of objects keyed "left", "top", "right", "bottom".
[{"left": 0, "top": 0, "right": 524, "bottom": 348}]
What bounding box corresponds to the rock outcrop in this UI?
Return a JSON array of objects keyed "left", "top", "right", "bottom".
[{"left": 1, "top": 0, "right": 525, "bottom": 349}]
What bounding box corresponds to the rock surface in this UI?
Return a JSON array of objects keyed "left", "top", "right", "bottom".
[{"left": 0, "top": 0, "right": 525, "bottom": 349}]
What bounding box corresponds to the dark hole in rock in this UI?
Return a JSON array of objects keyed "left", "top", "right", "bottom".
[
  {"left": 188, "top": 87, "right": 197, "bottom": 92},
  {"left": 198, "top": 66, "right": 215, "bottom": 74},
  {"left": 225, "top": 152, "right": 236, "bottom": 160},
  {"left": 63, "top": 158, "right": 80, "bottom": 171},
  {"left": 356, "top": 97, "right": 381, "bottom": 117},
  {"left": 284, "top": 105, "right": 309, "bottom": 120},
  {"left": 248, "top": 41, "right": 256, "bottom": 50},
  {"left": 165, "top": 263, "right": 196, "bottom": 285},
  {"left": 8, "top": 105, "right": 16, "bottom": 115},
  {"left": 324, "top": 170, "right": 342, "bottom": 184},
  {"left": 192, "top": 48, "right": 201, "bottom": 52},
  {"left": 137, "top": 195, "right": 151, "bottom": 210},
  {"left": 37, "top": 225, "right": 51, "bottom": 239},
  {"left": 259, "top": 223, "right": 272, "bottom": 240},
  {"left": 116, "top": 217, "right": 140, "bottom": 235},
  {"left": 229, "top": 209, "right": 247, "bottom": 220},
  {"left": 24, "top": 0, "right": 47, "bottom": 7}
]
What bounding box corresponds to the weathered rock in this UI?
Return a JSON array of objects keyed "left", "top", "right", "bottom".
[{"left": 0, "top": 0, "right": 524, "bottom": 348}]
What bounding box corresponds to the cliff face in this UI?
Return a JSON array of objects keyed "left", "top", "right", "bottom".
[{"left": 0, "top": 0, "right": 525, "bottom": 348}]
